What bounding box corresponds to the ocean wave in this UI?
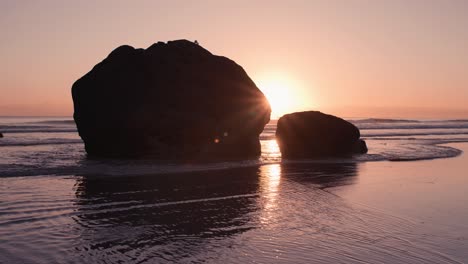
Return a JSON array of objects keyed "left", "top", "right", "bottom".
[
  {"left": 364, "top": 137, "right": 468, "bottom": 142},
  {"left": 383, "top": 144, "right": 462, "bottom": 161},
  {"left": 0, "top": 165, "right": 83, "bottom": 178},
  {"left": 260, "top": 135, "right": 275, "bottom": 140},
  {"left": 0, "top": 129, "right": 78, "bottom": 134},
  {"left": 445, "top": 119, "right": 468, "bottom": 122},
  {"left": 362, "top": 131, "right": 468, "bottom": 138},
  {"left": 27, "top": 120, "right": 75, "bottom": 125},
  {"left": 0, "top": 125, "right": 53, "bottom": 129},
  {"left": 0, "top": 140, "right": 83, "bottom": 147},
  {"left": 1, "top": 142, "right": 464, "bottom": 178},
  {"left": 350, "top": 118, "right": 420, "bottom": 123},
  {"left": 261, "top": 128, "right": 276, "bottom": 133},
  {"left": 356, "top": 124, "right": 468, "bottom": 130}
]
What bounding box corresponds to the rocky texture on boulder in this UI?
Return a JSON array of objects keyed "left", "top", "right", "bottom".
[
  {"left": 276, "top": 111, "right": 367, "bottom": 158},
  {"left": 72, "top": 40, "right": 271, "bottom": 159}
]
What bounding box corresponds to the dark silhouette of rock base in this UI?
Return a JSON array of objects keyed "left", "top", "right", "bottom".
[
  {"left": 276, "top": 111, "right": 368, "bottom": 158},
  {"left": 0, "top": 132, "right": 3, "bottom": 138},
  {"left": 72, "top": 40, "right": 271, "bottom": 159}
]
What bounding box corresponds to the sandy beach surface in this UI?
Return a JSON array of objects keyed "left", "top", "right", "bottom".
[{"left": 329, "top": 143, "right": 468, "bottom": 261}]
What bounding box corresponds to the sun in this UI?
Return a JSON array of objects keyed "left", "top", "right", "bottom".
[{"left": 257, "top": 77, "right": 295, "bottom": 118}]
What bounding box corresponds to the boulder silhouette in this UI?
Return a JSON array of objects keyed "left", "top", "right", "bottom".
[
  {"left": 72, "top": 40, "right": 271, "bottom": 159},
  {"left": 0, "top": 132, "right": 3, "bottom": 138},
  {"left": 276, "top": 111, "right": 368, "bottom": 158}
]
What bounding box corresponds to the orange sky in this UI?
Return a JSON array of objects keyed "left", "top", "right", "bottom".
[{"left": 2, "top": 1, "right": 468, "bottom": 118}]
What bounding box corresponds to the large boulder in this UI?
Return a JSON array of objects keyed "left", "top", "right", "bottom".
[
  {"left": 276, "top": 111, "right": 367, "bottom": 158},
  {"left": 72, "top": 40, "right": 271, "bottom": 159}
]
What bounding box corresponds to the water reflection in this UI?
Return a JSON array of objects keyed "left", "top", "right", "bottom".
[
  {"left": 71, "top": 161, "right": 359, "bottom": 262},
  {"left": 259, "top": 164, "right": 281, "bottom": 225},
  {"left": 73, "top": 167, "right": 261, "bottom": 262},
  {"left": 261, "top": 139, "right": 282, "bottom": 161},
  {"left": 280, "top": 162, "right": 358, "bottom": 189}
]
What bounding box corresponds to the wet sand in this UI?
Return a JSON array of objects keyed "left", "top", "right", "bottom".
[
  {"left": 330, "top": 143, "right": 468, "bottom": 261},
  {"left": 1, "top": 144, "right": 468, "bottom": 263}
]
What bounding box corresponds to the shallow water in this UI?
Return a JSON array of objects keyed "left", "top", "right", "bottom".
[
  {"left": 1, "top": 117, "right": 468, "bottom": 263},
  {"left": 2, "top": 159, "right": 467, "bottom": 263},
  {"left": 1, "top": 117, "right": 467, "bottom": 178}
]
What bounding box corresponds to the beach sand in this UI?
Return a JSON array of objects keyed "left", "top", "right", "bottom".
[{"left": 330, "top": 143, "right": 468, "bottom": 261}]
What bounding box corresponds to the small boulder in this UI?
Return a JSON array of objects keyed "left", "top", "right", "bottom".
[
  {"left": 276, "top": 111, "right": 368, "bottom": 158},
  {"left": 0, "top": 132, "right": 3, "bottom": 138}
]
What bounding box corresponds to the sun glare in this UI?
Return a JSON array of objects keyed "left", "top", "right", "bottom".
[{"left": 257, "top": 76, "right": 296, "bottom": 118}]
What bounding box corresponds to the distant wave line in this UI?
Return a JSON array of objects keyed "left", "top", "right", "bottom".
[
  {"left": 350, "top": 118, "right": 468, "bottom": 123},
  {"left": 357, "top": 125, "right": 468, "bottom": 130},
  {"left": 350, "top": 118, "right": 420, "bottom": 123},
  {"left": 0, "top": 141, "right": 83, "bottom": 147},
  {"left": 0, "top": 129, "right": 78, "bottom": 134},
  {"left": 362, "top": 131, "right": 468, "bottom": 137},
  {"left": 25, "top": 120, "right": 75, "bottom": 125}
]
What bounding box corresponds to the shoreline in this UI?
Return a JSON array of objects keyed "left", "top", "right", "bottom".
[{"left": 0, "top": 141, "right": 465, "bottom": 179}]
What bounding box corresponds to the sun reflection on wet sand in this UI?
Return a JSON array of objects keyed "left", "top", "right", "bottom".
[
  {"left": 259, "top": 164, "right": 282, "bottom": 225},
  {"left": 261, "top": 139, "right": 282, "bottom": 162}
]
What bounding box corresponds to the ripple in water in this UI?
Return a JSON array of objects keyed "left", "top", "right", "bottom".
[{"left": 0, "top": 163, "right": 462, "bottom": 263}]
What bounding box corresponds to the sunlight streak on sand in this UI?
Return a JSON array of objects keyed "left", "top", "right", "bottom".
[{"left": 259, "top": 164, "right": 282, "bottom": 225}]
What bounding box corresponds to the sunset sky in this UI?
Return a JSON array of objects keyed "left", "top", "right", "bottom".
[{"left": 2, "top": 0, "right": 468, "bottom": 118}]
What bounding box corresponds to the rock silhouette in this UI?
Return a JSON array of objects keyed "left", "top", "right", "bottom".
[
  {"left": 276, "top": 111, "right": 368, "bottom": 158},
  {"left": 0, "top": 132, "right": 3, "bottom": 138},
  {"left": 72, "top": 40, "right": 271, "bottom": 159}
]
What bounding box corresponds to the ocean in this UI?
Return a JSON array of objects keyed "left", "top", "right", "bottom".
[{"left": 1, "top": 117, "right": 468, "bottom": 263}]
